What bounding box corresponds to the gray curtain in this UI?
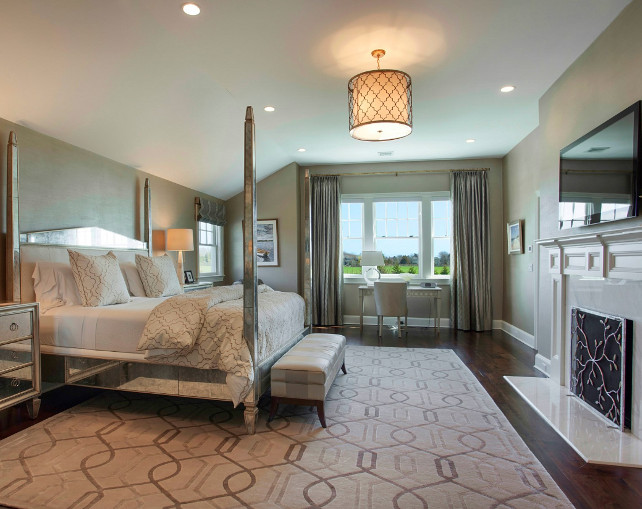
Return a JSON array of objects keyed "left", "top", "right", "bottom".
[
  {"left": 450, "top": 171, "right": 492, "bottom": 331},
  {"left": 311, "top": 176, "right": 343, "bottom": 326},
  {"left": 196, "top": 197, "right": 226, "bottom": 226}
]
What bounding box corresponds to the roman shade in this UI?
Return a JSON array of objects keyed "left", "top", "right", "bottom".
[{"left": 195, "top": 197, "right": 226, "bottom": 226}]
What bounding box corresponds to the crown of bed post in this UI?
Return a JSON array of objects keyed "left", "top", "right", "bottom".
[
  {"left": 243, "top": 106, "right": 259, "bottom": 434},
  {"left": 6, "top": 132, "right": 20, "bottom": 303},
  {"left": 144, "top": 178, "right": 152, "bottom": 256}
]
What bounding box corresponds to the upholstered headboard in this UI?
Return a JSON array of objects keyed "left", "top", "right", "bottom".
[{"left": 19, "top": 227, "right": 149, "bottom": 304}]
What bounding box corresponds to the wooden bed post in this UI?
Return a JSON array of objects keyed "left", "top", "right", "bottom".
[
  {"left": 6, "top": 132, "right": 20, "bottom": 303},
  {"left": 144, "top": 178, "right": 152, "bottom": 256},
  {"left": 243, "top": 106, "right": 259, "bottom": 434},
  {"left": 303, "top": 169, "right": 312, "bottom": 326}
]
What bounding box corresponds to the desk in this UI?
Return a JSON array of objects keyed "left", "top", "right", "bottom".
[{"left": 359, "top": 285, "right": 442, "bottom": 334}]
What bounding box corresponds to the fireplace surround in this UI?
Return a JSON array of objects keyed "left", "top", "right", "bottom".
[{"left": 506, "top": 225, "right": 642, "bottom": 467}]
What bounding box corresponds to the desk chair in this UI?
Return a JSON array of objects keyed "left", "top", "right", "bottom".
[{"left": 374, "top": 281, "right": 408, "bottom": 338}]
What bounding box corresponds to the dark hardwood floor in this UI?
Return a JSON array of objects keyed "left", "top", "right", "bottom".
[{"left": 1, "top": 326, "right": 641, "bottom": 508}]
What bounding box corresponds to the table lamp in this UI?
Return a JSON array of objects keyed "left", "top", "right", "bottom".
[
  {"left": 167, "top": 228, "right": 194, "bottom": 284},
  {"left": 361, "top": 250, "right": 384, "bottom": 285}
]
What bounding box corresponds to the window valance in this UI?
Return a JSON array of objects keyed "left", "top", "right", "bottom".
[{"left": 195, "top": 197, "right": 226, "bottom": 226}]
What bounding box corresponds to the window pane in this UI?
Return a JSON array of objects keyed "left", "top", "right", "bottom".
[
  {"left": 408, "top": 219, "right": 418, "bottom": 237},
  {"left": 200, "top": 230, "right": 207, "bottom": 244},
  {"left": 350, "top": 203, "right": 362, "bottom": 219},
  {"left": 375, "top": 238, "right": 419, "bottom": 274},
  {"left": 398, "top": 202, "right": 407, "bottom": 218},
  {"left": 199, "top": 245, "right": 216, "bottom": 274},
  {"left": 350, "top": 221, "right": 362, "bottom": 238},
  {"left": 386, "top": 202, "right": 397, "bottom": 218},
  {"left": 433, "top": 218, "right": 448, "bottom": 238},
  {"left": 398, "top": 220, "right": 408, "bottom": 237},
  {"left": 408, "top": 202, "right": 419, "bottom": 218},
  {"left": 343, "top": 239, "right": 362, "bottom": 274},
  {"left": 433, "top": 237, "right": 450, "bottom": 276},
  {"left": 386, "top": 219, "right": 397, "bottom": 236},
  {"left": 341, "top": 221, "right": 348, "bottom": 237},
  {"left": 432, "top": 200, "right": 447, "bottom": 218},
  {"left": 375, "top": 202, "right": 385, "bottom": 218},
  {"left": 341, "top": 203, "right": 349, "bottom": 217}
]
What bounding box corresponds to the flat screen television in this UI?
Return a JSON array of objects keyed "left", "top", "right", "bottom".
[{"left": 559, "top": 101, "right": 641, "bottom": 230}]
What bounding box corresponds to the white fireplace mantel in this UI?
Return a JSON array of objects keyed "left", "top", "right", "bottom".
[{"left": 506, "top": 225, "right": 642, "bottom": 467}]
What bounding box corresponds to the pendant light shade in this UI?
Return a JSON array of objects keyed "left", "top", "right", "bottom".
[{"left": 348, "top": 49, "right": 412, "bottom": 142}]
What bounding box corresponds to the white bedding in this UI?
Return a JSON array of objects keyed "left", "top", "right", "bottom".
[{"left": 40, "top": 297, "right": 164, "bottom": 353}]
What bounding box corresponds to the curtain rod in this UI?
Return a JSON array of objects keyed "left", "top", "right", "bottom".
[{"left": 311, "top": 167, "right": 490, "bottom": 178}]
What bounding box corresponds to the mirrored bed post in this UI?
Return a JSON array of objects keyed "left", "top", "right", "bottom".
[
  {"left": 144, "top": 178, "right": 152, "bottom": 256},
  {"left": 243, "top": 106, "right": 259, "bottom": 433},
  {"left": 6, "top": 131, "right": 20, "bottom": 303}
]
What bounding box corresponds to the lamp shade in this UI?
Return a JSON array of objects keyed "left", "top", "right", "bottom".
[
  {"left": 348, "top": 69, "right": 412, "bottom": 141},
  {"left": 361, "top": 250, "right": 384, "bottom": 266},
  {"left": 166, "top": 228, "right": 194, "bottom": 251}
]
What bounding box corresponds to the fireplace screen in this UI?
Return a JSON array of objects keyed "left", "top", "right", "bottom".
[{"left": 570, "top": 307, "right": 633, "bottom": 430}]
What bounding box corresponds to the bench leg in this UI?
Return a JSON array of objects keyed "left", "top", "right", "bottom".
[
  {"left": 268, "top": 397, "right": 279, "bottom": 423},
  {"left": 315, "top": 400, "right": 327, "bottom": 428},
  {"left": 341, "top": 362, "right": 347, "bottom": 374}
]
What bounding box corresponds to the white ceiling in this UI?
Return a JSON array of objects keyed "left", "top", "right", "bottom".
[{"left": 0, "top": 0, "right": 631, "bottom": 199}]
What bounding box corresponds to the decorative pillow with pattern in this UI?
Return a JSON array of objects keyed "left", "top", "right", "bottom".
[
  {"left": 67, "top": 250, "right": 131, "bottom": 307},
  {"left": 135, "top": 254, "right": 183, "bottom": 298}
]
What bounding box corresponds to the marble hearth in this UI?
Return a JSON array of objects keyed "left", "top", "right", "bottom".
[{"left": 506, "top": 226, "right": 642, "bottom": 467}]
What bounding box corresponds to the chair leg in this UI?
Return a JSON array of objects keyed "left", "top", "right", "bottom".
[
  {"left": 397, "top": 317, "right": 401, "bottom": 337},
  {"left": 268, "top": 397, "right": 279, "bottom": 422},
  {"left": 341, "top": 361, "right": 347, "bottom": 374},
  {"left": 378, "top": 316, "right": 382, "bottom": 337}
]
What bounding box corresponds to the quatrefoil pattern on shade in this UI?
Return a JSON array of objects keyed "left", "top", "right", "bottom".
[
  {"left": 67, "top": 250, "right": 130, "bottom": 307},
  {"left": 0, "top": 347, "right": 572, "bottom": 508},
  {"left": 135, "top": 253, "right": 182, "bottom": 297}
]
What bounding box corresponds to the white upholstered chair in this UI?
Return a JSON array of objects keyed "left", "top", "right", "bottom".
[{"left": 374, "top": 281, "right": 408, "bottom": 338}]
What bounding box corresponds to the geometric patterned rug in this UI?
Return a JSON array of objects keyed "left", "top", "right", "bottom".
[{"left": 0, "top": 347, "right": 572, "bottom": 508}]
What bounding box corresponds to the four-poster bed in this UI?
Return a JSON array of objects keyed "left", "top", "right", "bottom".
[{"left": 4, "top": 107, "right": 311, "bottom": 434}]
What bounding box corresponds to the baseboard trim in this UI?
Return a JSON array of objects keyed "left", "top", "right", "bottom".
[
  {"left": 343, "top": 315, "right": 450, "bottom": 328},
  {"left": 494, "top": 320, "right": 535, "bottom": 349},
  {"left": 534, "top": 354, "right": 551, "bottom": 377}
]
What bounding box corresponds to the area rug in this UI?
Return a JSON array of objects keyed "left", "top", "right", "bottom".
[{"left": 0, "top": 347, "right": 572, "bottom": 508}]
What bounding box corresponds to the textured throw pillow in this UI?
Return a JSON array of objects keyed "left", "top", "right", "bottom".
[
  {"left": 135, "top": 254, "right": 182, "bottom": 298},
  {"left": 120, "top": 262, "right": 147, "bottom": 297},
  {"left": 67, "top": 250, "right": 131, "bottom": 307}
]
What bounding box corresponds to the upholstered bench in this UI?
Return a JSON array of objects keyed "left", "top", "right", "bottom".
[{"left": 269, "top": 333, "right": 347, "bottom": 428}]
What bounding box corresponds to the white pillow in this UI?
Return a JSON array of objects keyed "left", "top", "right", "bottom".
[
  {"left": 120, "top": 262, "right": 147, "bottom": 297},
  {"left": 135, "top": 254, "right": 182, "bottom": 298},
  {"left": 32, "top": 262, "right": 82, "bottom": 311},
  {"left": 68, "top": 250, "right": 131, "bottom": 307}
]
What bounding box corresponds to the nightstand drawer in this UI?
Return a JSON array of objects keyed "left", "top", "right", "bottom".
[
  {"left": 0, "top": 311, "right": 33, "bottom": 341},
  {"left": 0, "top": 373, "right": 34, "bottom": 401},
  {"left": 0, "top": 339, "right": 32, "bottom": 373}
]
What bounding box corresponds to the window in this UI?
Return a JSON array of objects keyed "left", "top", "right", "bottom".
[
  {"left": 432, "top": 200, "right": 452, "bottom": 275},
  {"left": 341, "top": 202, "right": 363, "bottom": 274},
  {"left": 340, "top": 193, "right": 451, "bottom": 279},
  {"left": 374, "top": 201, "right": 420, "bottom": 275},
  {"left": 197, "top": 221, "right": 222, "bottom": 276}
]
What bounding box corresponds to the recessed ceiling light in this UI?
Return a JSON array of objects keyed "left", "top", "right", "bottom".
[
  {"left": 264, "top": 106, "right": 275, "bottom": 112},
  {"left": 297, "top": 148, "right": 306, "bottom": 152},
  {"left": 500, "top": 85, "right": 516, "bottom": 93},
  {"left": 466, "top": 139, "right": 476, "bottom": 143},
  {"left": 182, "top": 3, "right": 200, "bottom": 15}
]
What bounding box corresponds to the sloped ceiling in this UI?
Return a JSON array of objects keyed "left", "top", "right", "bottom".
[{"left": 0, "top": 0, "right": 631, "bottom": 199}]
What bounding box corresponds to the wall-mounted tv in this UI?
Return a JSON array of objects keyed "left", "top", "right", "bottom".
[{"left": 559, "top": 101, "right": 641, "bottom": 230}]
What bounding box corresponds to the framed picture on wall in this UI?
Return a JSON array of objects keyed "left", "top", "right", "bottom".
[
  {"left": 257, "top": 219, "right": 279, "bottom": 266},
  {"left": 507, "top": 219, "right": 524, "bottom": 254}
]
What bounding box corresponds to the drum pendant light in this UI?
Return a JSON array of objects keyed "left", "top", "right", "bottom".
[{"left": 348, "top": 49, "right": 412, "bottom": 141}]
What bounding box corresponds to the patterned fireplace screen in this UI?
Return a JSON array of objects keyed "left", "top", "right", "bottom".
[{"left": 570, "top": 307, "right": 633, "bottom": 430}]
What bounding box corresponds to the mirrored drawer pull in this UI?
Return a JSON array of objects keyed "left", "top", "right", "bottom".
[
  {"left": 11, "top": 351, "right": 18, "bottom": 360},
  {"left": 9, "top": 323, "right": 18, "bottom": 331},
  {"left": 10, "top": 378, "right": 20, "bottom": 387}
]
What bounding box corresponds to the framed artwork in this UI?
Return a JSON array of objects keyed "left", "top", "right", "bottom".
[
  {"left": 257, "top": 219, "right": 279, "bottom": 266},
  {"left": 184, "top": 270, "right": 195, "bottom": 284},
  {"left": 507, "top": 219, "right": 524, "bottom": 254}
]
